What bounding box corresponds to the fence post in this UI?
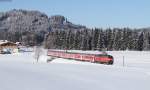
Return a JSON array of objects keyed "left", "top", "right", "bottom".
[{"left": 123, "top": 56, "right": 125, "bottom": 67}]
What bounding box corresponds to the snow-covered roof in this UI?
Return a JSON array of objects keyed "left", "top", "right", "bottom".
[
  {"left": 0, "top": 40, "right": 7, "bottom": 45},
  {"left": 49, "top": 49, "right": 107, "bottom": 55},
  {"left": 0, "top": 40, "right": 17, "bottom": 45}
]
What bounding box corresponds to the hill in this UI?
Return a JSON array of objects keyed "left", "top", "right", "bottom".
[
  {"left": 0, "top": 9, "right": 86, "bottom": 32},
  {"left": 0, "top": 9, "right": 86, "bottom": 45}
]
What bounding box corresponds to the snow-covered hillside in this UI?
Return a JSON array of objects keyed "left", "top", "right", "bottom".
[{"left": 0, "top": 51, "right": 150, "bottom": 90}]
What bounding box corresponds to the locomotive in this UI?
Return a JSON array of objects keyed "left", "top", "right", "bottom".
[{"left": 47, "top": 50, "right": 114, "bottom": 65}]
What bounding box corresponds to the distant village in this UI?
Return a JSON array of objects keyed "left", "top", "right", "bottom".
[{"left": 0, "top": 40, "right": 33, "bottom": 54}]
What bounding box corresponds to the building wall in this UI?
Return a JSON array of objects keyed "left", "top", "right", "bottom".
[{"left": 0, "top": 43, "right": 18, "bottom": 53}]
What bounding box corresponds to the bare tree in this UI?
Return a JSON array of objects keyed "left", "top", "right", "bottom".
[{"left": 34, "top": 46, "right": 43, "bottom": 62}]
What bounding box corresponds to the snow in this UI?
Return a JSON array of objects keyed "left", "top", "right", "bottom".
[
  {"left": 107, "top": 51, "right": 150, "bottom": 68},
  {"left": 0, "top": 51, "right": 150, "bottom": 90},
  {"left": 50, "top": 49, "right": 106, "bottom": 54}
]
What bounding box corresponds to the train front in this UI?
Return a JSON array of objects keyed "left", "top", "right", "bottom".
[
  {"left": 94, "top": 52, "right": 114, "bottom": 65},
  {"left": 107, "top": 55, "right": 114, "bottom": 65}
]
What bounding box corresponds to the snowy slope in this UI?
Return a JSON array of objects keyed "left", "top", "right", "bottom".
[
  {"left": 107, "top": 51, "right": 150, "bottom": 69},
  {"left": 0, "top": 51, "right": 150, "bottom": 90}
]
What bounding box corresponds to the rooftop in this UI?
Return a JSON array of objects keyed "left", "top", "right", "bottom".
[{"left": 0, "top": 40, "right": 17, "bottom": 45}]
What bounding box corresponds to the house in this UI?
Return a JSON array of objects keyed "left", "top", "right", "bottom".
[{"left": 0, "top": 40, "right": 18, "bottom": 53}]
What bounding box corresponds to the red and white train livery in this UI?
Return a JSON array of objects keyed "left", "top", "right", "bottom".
[{"left": 47, "top": 50, "right": 114, "bottom": 65}]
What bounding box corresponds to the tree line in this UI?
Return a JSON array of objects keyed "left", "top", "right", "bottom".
[
  {"left": 0, "top": 27, "right": 150, "bottom": 51},
  {"left": 44, "top": 28, "right": 150, "bottom": 51}
]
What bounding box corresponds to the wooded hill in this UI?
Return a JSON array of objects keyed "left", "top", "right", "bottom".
[{"left": 0, "top": 9, "right": 150, "bottom": 51}]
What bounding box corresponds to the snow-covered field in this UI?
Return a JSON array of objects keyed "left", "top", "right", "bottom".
[{"left": 0, "top": 51, "right": 150, "bottom": 90}]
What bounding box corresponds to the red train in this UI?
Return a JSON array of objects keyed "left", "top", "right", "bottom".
[{"left": 47, "top": 50, "right": 114, "bottom": 65}]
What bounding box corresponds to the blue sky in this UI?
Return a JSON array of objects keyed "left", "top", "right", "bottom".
[{"left": 0, "top": 0, "right": 150, "bottom": 28}]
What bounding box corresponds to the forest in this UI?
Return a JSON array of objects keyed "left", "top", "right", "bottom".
[
  {"left": 0, "top": 10, "right": 150, "bottom": 51},
  {"left": 45, "top": 28, "right": 150, "bottom": 51}
]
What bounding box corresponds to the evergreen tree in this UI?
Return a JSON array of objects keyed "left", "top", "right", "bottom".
[{"left": 137, "top": 32, "right": 144, "bottom": 51}]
